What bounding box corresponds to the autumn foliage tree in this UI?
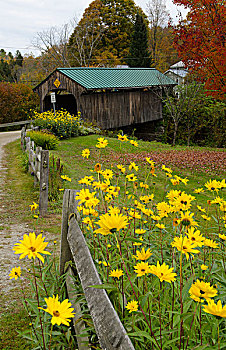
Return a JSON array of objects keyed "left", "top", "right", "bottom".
[
  {"left": 0, "top": 82, "right": 39, "bottom": 124},
  {"left": 173, "top": 0, "right": 226, "bottom": 99},
  {"left": 68, "top": 0, "right": 145, "bottom": 66}
]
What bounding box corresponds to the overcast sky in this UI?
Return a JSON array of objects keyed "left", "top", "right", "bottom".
[{"left": 0, "top": 0, "right": 187, "bottom": 56}]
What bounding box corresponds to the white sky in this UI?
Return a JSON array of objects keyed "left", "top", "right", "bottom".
[{"left": 0, "top": 0, "right": 187, "bottom": 56}]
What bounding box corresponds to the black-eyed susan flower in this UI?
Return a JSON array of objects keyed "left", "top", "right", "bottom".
[
  {"left": 9, "top": 266, "right": 21, "bottom": 280},
  {"left": 125, "top": 300, "right": 138, "bottom": 313},
  {"left": 133, "top": 248, "right": 152, "bottom": 261},
  {"left": 82, "top": 148, "right": 90, "bottom": 159},
  {"left": 116, "top": 164, "right": 126, "bottom": 173},
  {"left": 94, "top": 163, "right": 102, "bottom": 172},
  {"left": 29, "top": 202, "right": 38, "bottom": 212},
  {"left": 13, "top": 232, "right": 51, "bottom": 263},
  {"left": 205, "top": 179, "right": 221, "bottom": 192},
  {"left": 126, "top": 173, "right": 137, "bottom": 182},
  {"left": 204, "top": 238, "right": 219, "bottom": 249},
  {"left": 186, "top": 227, "right": 205, "bottom": 247},
  {"left": 102, "top": 169, "right": 114, "bottom": 180},
  {"left": 156, "top": 223, "right": 166, "bottom": 229},
  {"left": 219, "top": 233, "right": 226, "bottom": 241},
  {"left": 135, "top": 229, "right": 146, "bottom": 235},
  {"left": 129, "top": 162, "right": 139, "bottom": 171},
  {"left": 96, "top": 137, "right": 108, "bottom": 148},
  {"left": 118, "top": 134, "right": 128, "bottom": 142},
  {"left": 130, "top": 140, "right": 138, "bottom": 147},
  {"left": 203, "top": 300, "right": 226, "bottom": 318},
  {"left": 61, "top": 175, "right": 71, "bottom": 182},
  {"left": 194, "top": 188, "right": 204, "bottom": 193},
  {"left": 134, "top": 261, "right": 151, "bottom": 277},
  {"left": 201, "top": 264, "right": 208, "bottom": 271},
  {"left": 95, "top": 212, "right": 129, "bottom": 236},
  {"left": 189, "top": 279, "right": 217, "bottom": 302},
  {"left": 109, "top": 269, "right": 124, "bottom": 279},
  {"left": 149, "top": 261, "right": 177, "bottom": 283},
  {"left": 179, "top": 211, "right": 198, "bottom": 227},
  {"left": 171, "top": 235, "right": 200, "bottom": 260},
  {"left": 39, "top": 295, "right": 75, "bottom": 326}
]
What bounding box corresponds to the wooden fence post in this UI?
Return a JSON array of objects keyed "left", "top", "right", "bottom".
[
  {"left": 60, "top": 189, "right": 79, "bottom": 275},
  {"left": 39, "top": 150, "right": 49, "bottom": 217},
  {"left": 67, "top": 215, "right": 135, "bottom": 350}
]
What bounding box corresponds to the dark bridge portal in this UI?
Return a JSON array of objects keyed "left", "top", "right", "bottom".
[{"left": 43, "top": 93, "right": 77, "bottom": 116}]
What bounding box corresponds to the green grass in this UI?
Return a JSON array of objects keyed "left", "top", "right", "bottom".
[
  {"left": 0, "top": 140, "right": 62, "bottom": 350},
  {"left": 52, "top": 135, "right": 225, "bottom": 210}
]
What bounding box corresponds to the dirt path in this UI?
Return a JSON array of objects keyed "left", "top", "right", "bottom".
[{"left": 0, "top": 131, "right": 30, "bottom": 296}]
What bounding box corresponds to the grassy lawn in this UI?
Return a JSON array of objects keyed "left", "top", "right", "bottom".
[{"left": 52, "top": 135, "right": 225, "bottom": 210}]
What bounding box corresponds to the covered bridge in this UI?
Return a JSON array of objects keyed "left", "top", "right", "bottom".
[{"left": 33, "top": 67, "right": 175, "bottom": 130}]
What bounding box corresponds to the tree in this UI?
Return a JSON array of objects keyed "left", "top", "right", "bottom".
[
  {"left": 163, "top": 82, "right": 202, "bottom": 146},
  {"left": 173, "top": 0, "right": 226, "bottom": 99},
  {"left": 0, "top": 50, "right": 23, "bottom": 82},
  {"left": 128, "top": 13, "right": 151, "bottom": 67},
  {"left": 68, "top": 0, "right": 145, "bottom": 66}
]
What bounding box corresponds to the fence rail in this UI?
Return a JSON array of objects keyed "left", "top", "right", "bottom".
[
  {"left": 21, "top": 127, "right": 49, "bottom": 216},
  {"left": 0, "top": 120, "right": 33, "bottom": 128},
  {"left": 60, "top": 189, "right": 135, "bottom": 350}
]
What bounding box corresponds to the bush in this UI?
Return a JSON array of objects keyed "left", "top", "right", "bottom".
[
  {"left": 0, "top": 82, "right": 39, "bottom": 124},
  {"left": 32, "top": 109, "right": 79, "bottom": 139},
  {"left": 26, "top": 130, "right": 59, "bottom": 150}
]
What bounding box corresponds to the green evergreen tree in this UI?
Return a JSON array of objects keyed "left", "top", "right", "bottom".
[{"left": 128, "top": 13, "right": 152, "bottom": 67}]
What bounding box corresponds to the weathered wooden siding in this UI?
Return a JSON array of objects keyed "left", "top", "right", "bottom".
[
  {"left": 34, "top": 71, "right": 162, "bottom": 129},
  {"left": 80, "top": 89, "right": 162, "bottom": 129}
]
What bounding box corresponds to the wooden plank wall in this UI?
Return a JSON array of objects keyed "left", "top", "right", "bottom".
[{"left": 34, "top": 71, "right": 162, "bottom": 129}]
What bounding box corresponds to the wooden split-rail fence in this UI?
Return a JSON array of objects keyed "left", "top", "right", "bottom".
[
  {"left": 21, "top": 127, "right": 49, "bottom": 216},
  {"left": 60, "top": 189, "right": 135, "bottom": 350}
]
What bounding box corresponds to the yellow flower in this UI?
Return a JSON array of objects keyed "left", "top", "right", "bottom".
[
  {"left": 203, "top": 300, "right": 226, "bottom": 318},
  {"left": 134, "top": 261, "right": 151, "bottom": 276},
  {"left": 116, "top": 164, "right": 126, "bottom": 173},
  {"left": 118, "top": 134, "right": 128, "bottom": 142},
  {"left": 171, "top": 235, "right": 200, "bottom": 260},
  {"left": 39, "top": 295, "right": 75, "bottom": 326},
  {"left": 179, "top": 211, "right": 198, "bottom": 227},
  {"left": 194, "top": 188, "right": 204, "bottom": 193},
  {"left": 61, "top": 175, "right": 71, "bottom": 182},
  {"left": 149, "top": 261, "right": 177, "bottom": 283},
  {"left": 140, "top": 194, "right": 154, "bottom": 203},
  {"left": 75, "top": 189, "right": 98, "bottom": 208},
  {"left": 102, "top": 169, "right": 114, "bottom": 180},
  {"left": 29, "top": 202, "right": 38, "bottom": 212},
  {"left": 189, "top": 279, "right": 217, "bottom": 302},
  {"left": 135, "top": 229, "right": 146, "bottom": 235},
  {"left": 133, "top": 237, "right": 143, "bottom": 246},
  {"left": 95, "top": 212, "right": 129, "bottom": 236},
  {"left": 205, "top": 179, "right": 221, "bottom": 192},
  {"left": 9, "top": 266, "right": 21, "bottom": 280},
  {"left": 201, "top": 214, "right": 211, "bottom": 221},
  {"left": 130, "top": 140, "right": 138, "bottom": 147},
  {"left": 219, "top": 233, "right": 226, "bottom": 240},
  {"left": 140, "top": 182, "right": 149, "bottom": 189},
  {"left": 204, "top": 238, "right": 219, "bottom": 249},
  {"left": 13, "top": 232, "right": 51, "bottom": 263},
  {"left": 129, "top": 162, "right": 139, "bottom": 171},
  {"left": 126, "top": 173, "right": 137, "bottom": 182},
  {"left": 109, "top": 269, "right": 124, "bottom": 279},
  {"left": 186, "top": 227, "right": 205, "bottom": 247},
  {"left": 156, "top": 223, "right": 166, "bottom": 229},
  {"left": 96, "top": 137, "right": 108, "bottom": 148},
  {"left": 201, "top": 264, "right": 208, "bottom": 271},
  {"left": 94, "top": 163, "right": 102, "bottom": 172},
  {"left": 125, "top": 300, "right": 138, "bottom": 313},
  {"left": 82, "top": 148, "right": 90, "bottom": 159},
  {"left": 133, "top": 248, "right": 152, "bottom": 261},
  {"left": 197, "top": 205, "right": 206, "bottom": 213}
]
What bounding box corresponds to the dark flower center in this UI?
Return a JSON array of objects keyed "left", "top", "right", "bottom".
[
  {"left": 200, "top": 290, "right": 205, "bottom": 295},
  {"left": 29, "top": 247, "right": 36, "bottom": 252},
  {"left": 53, "top": 310, "right": 60, "bottom": 317},
  {"left": 191, "top": 237, "right": 195, "bottom": 241},
  {"left": 110, "top": 228, "right": 117, "bottom": 234}
]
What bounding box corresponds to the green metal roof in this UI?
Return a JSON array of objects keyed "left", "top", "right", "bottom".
[{"left": 57, "top": 67, "right": 176, "bottom": 90}]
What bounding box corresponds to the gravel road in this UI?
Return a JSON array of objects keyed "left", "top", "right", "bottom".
[{"left": 0, "top": 130, "right": 30, "bottom": 296}]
